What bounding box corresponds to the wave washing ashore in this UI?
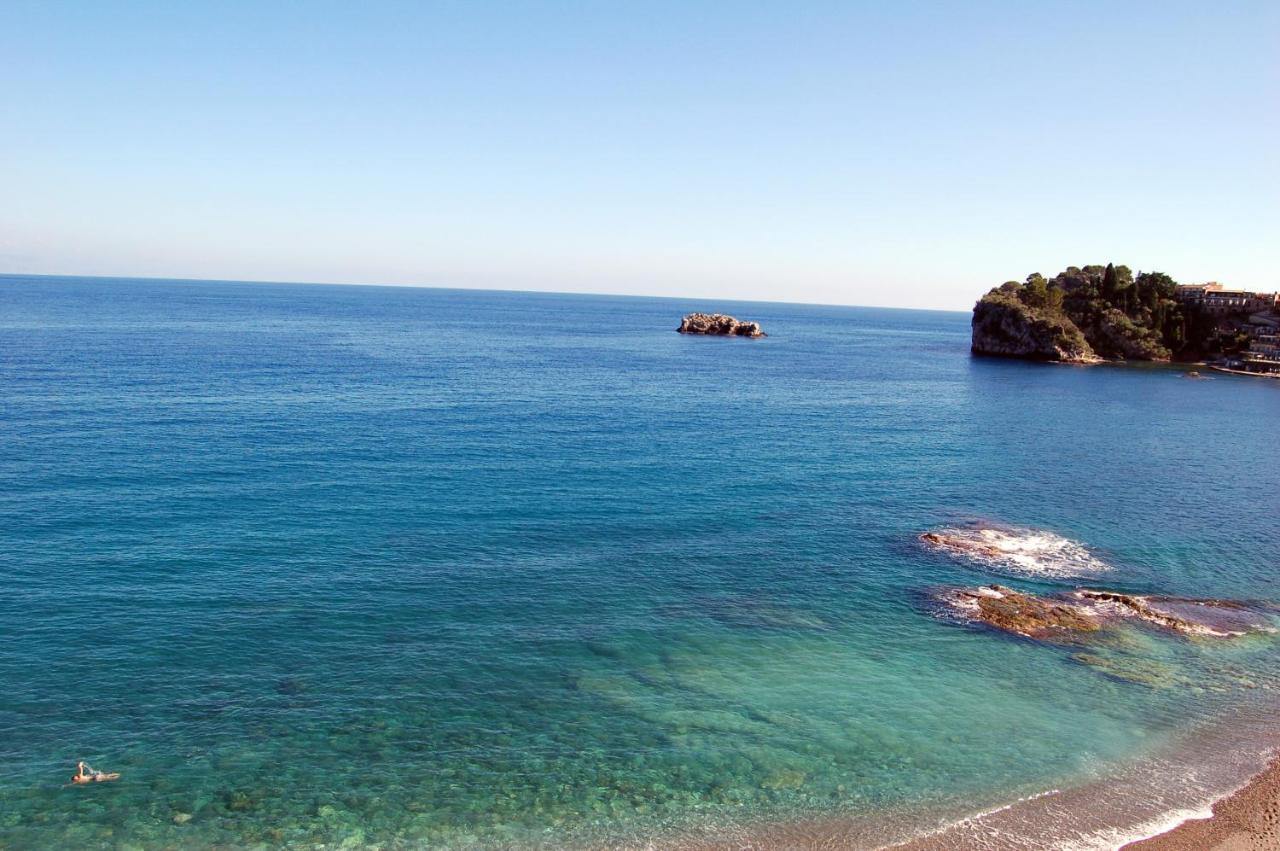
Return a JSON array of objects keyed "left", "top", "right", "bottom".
[
  {"left": 2, "top": 276, "right": 1279, "bottom": 849},
  {"left": 1123, "top": 747, "right": 1280, "bottom": 850},
  {"left": 675, "top": 710, "right": 1280, "bottom": 849}
]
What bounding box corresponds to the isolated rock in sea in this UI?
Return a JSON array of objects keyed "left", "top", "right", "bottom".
[
  {"left": 970, "top": 294, "right": 1099, "bottom": 363},
  {"left": 677, "top": 313, "right": 766, "bottom": 337}
]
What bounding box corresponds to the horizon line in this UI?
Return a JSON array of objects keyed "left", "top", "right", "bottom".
[{"left": 0, "top": 270, "right": 973, "bottom": 314}]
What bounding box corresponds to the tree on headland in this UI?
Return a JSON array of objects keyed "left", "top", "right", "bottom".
[{"left": 1023, "top": 273, "right": 1049, "bottom": 309}]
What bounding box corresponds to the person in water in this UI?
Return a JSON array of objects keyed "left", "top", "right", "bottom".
[{"left": 72, "top": 761, "right": 119, "bottom": 784}]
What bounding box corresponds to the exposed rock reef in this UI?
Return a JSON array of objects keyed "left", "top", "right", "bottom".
[
  {"left": 923, "top": 523, "right": 1277, "bottom": 690},
  {"left": 938, "top": 584, "right": 1278, "bottom": 689},
  {"left": 943, "top": 585, "right": 1101, "bottom": 640},
  {"left": 971, "top": 263, "right": 1210, "bottom": 363},
  {"left": 677, "top": 313, "right": 765, "bottom": 337},
  {"left": 940, "top": 585, "right": 1272, "bottom": 642}
]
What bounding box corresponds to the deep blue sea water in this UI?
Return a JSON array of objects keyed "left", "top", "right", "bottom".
[{"left": 1, "top": 275, "right": 1278, "bottom": 849}]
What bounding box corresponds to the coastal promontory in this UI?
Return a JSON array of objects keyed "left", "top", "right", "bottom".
[
  {"left": 677, "top": 313, "right": 766, "bottom": 337},
  {"left": 971, "top": 264, "right": 1209, "bottom": 363}
]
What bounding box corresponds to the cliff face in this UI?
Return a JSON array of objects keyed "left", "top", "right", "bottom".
[{"left": 971, "top": 294, "right": 1098, "bottom": 363}]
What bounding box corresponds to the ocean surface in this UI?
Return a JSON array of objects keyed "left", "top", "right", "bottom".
[{"left": 2, "top": 275, "right": 1278, "bottom": 850}]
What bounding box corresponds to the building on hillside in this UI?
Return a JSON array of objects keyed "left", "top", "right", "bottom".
[
  {"left": 1221, "top": 327, "right": 1280, "bottom": 375},
  {"left": 1174, "top": 282, "right": 1222, "bottom": 301},
  {"left": 1247, "top": 328, "right": 1280, "bottom": 360},
  {"left": 1247, "top": 292, "right": 1280, "bottom": 312},
  {"left": 1175, "top": 283, "right": 1279, "bottom": 315}
]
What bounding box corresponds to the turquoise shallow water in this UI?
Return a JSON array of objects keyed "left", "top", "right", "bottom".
[{"left": 1, "top": 275, "right": 1278, "bottom": 849}]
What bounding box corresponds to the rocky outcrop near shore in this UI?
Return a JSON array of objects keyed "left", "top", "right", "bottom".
[
  {"left": 943, "top": 585, "right": 1101, "bottom": 640},
  {"left": 939, "top": 584, "right": 1273, "bottom": 642},
  {"left": 677, "top": 313, "right": 765, "bottom": 337},
  {"left": 923, "top": 523, "right": 1278, "bottom": 690}
]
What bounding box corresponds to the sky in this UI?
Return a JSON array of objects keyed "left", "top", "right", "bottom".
[{"left": 1, "top": 1, "right": 1276, "bottom": 310}]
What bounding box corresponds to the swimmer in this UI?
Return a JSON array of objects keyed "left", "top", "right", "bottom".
[{"left": 71, "top": 761, "right": 120, "bottom": 784}]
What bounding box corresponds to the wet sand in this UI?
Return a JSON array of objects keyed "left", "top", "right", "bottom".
[{"left": 1123, "top": 752, "right": 1280, "bottom": 851}]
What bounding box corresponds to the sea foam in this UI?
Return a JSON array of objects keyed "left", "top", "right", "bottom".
[{"left": 921, "top": 525, "right": 1112, "bottom": 579}]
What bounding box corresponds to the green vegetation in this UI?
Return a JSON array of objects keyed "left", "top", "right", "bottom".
[{"left": 976, "top": 263, "right": 1217, "bottom": 361}]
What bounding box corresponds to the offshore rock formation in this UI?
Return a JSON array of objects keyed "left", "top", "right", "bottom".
[{"left": 677, "top": 313, "right": 766, "bottom": 337}]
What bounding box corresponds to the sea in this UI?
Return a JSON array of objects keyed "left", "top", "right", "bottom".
[{"left": 2, "top": 274, "right": 1278, "bottom": 850}]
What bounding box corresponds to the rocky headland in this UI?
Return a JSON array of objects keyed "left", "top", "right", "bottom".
[
  {"left": 677, "top": 313, "right": 765, "bottom": 337},
  {"left": 971, "top": 263, "right": 1212, "bottom": 363}
]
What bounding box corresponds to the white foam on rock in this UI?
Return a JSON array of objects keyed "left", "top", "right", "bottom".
[{"left": 923, "top": 526, "right": 1112, "bottom": 579}]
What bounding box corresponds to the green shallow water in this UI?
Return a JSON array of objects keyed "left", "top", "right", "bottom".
[{"left": 1, "top": 276, "right": 1278, "bottom": 848}]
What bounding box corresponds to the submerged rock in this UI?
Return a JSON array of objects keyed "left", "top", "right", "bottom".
[
  {"left": 693, "top": 596, "right": 829, "bottom": 631},
  {"left": 761, "top": 768, "right": 807, "bottom": 790},
  {"left": 1070, "top": 653, "right": 1183, "bottom": 689},
  {"left": 275, "top": 678, "right": 306, "bottom": 696},
  {"left": 677, "top": 313, "right": 766, "bottom": 337}
]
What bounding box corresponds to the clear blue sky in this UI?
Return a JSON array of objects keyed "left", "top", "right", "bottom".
[{"left": 2, "top": 1, "right": 1276, "bottom": 309}]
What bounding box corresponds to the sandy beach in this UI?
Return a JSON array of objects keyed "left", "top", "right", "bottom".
[{"left": 1123, "top": 752, "right": 1280, "bottom": 851}]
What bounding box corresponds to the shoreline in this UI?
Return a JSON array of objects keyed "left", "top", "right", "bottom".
[
  {"left": 671, "top": 709, "right": 1280, "bottom": 851},
  {"left": 890, "top": 720, "right": 1279, "bottom": 851},
  {"left": 1121, "top": 751, "right": 1280, "bottom": 850},
  {"left": 1208, "top": 365, "right": 1280, "bottom": 380}
]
